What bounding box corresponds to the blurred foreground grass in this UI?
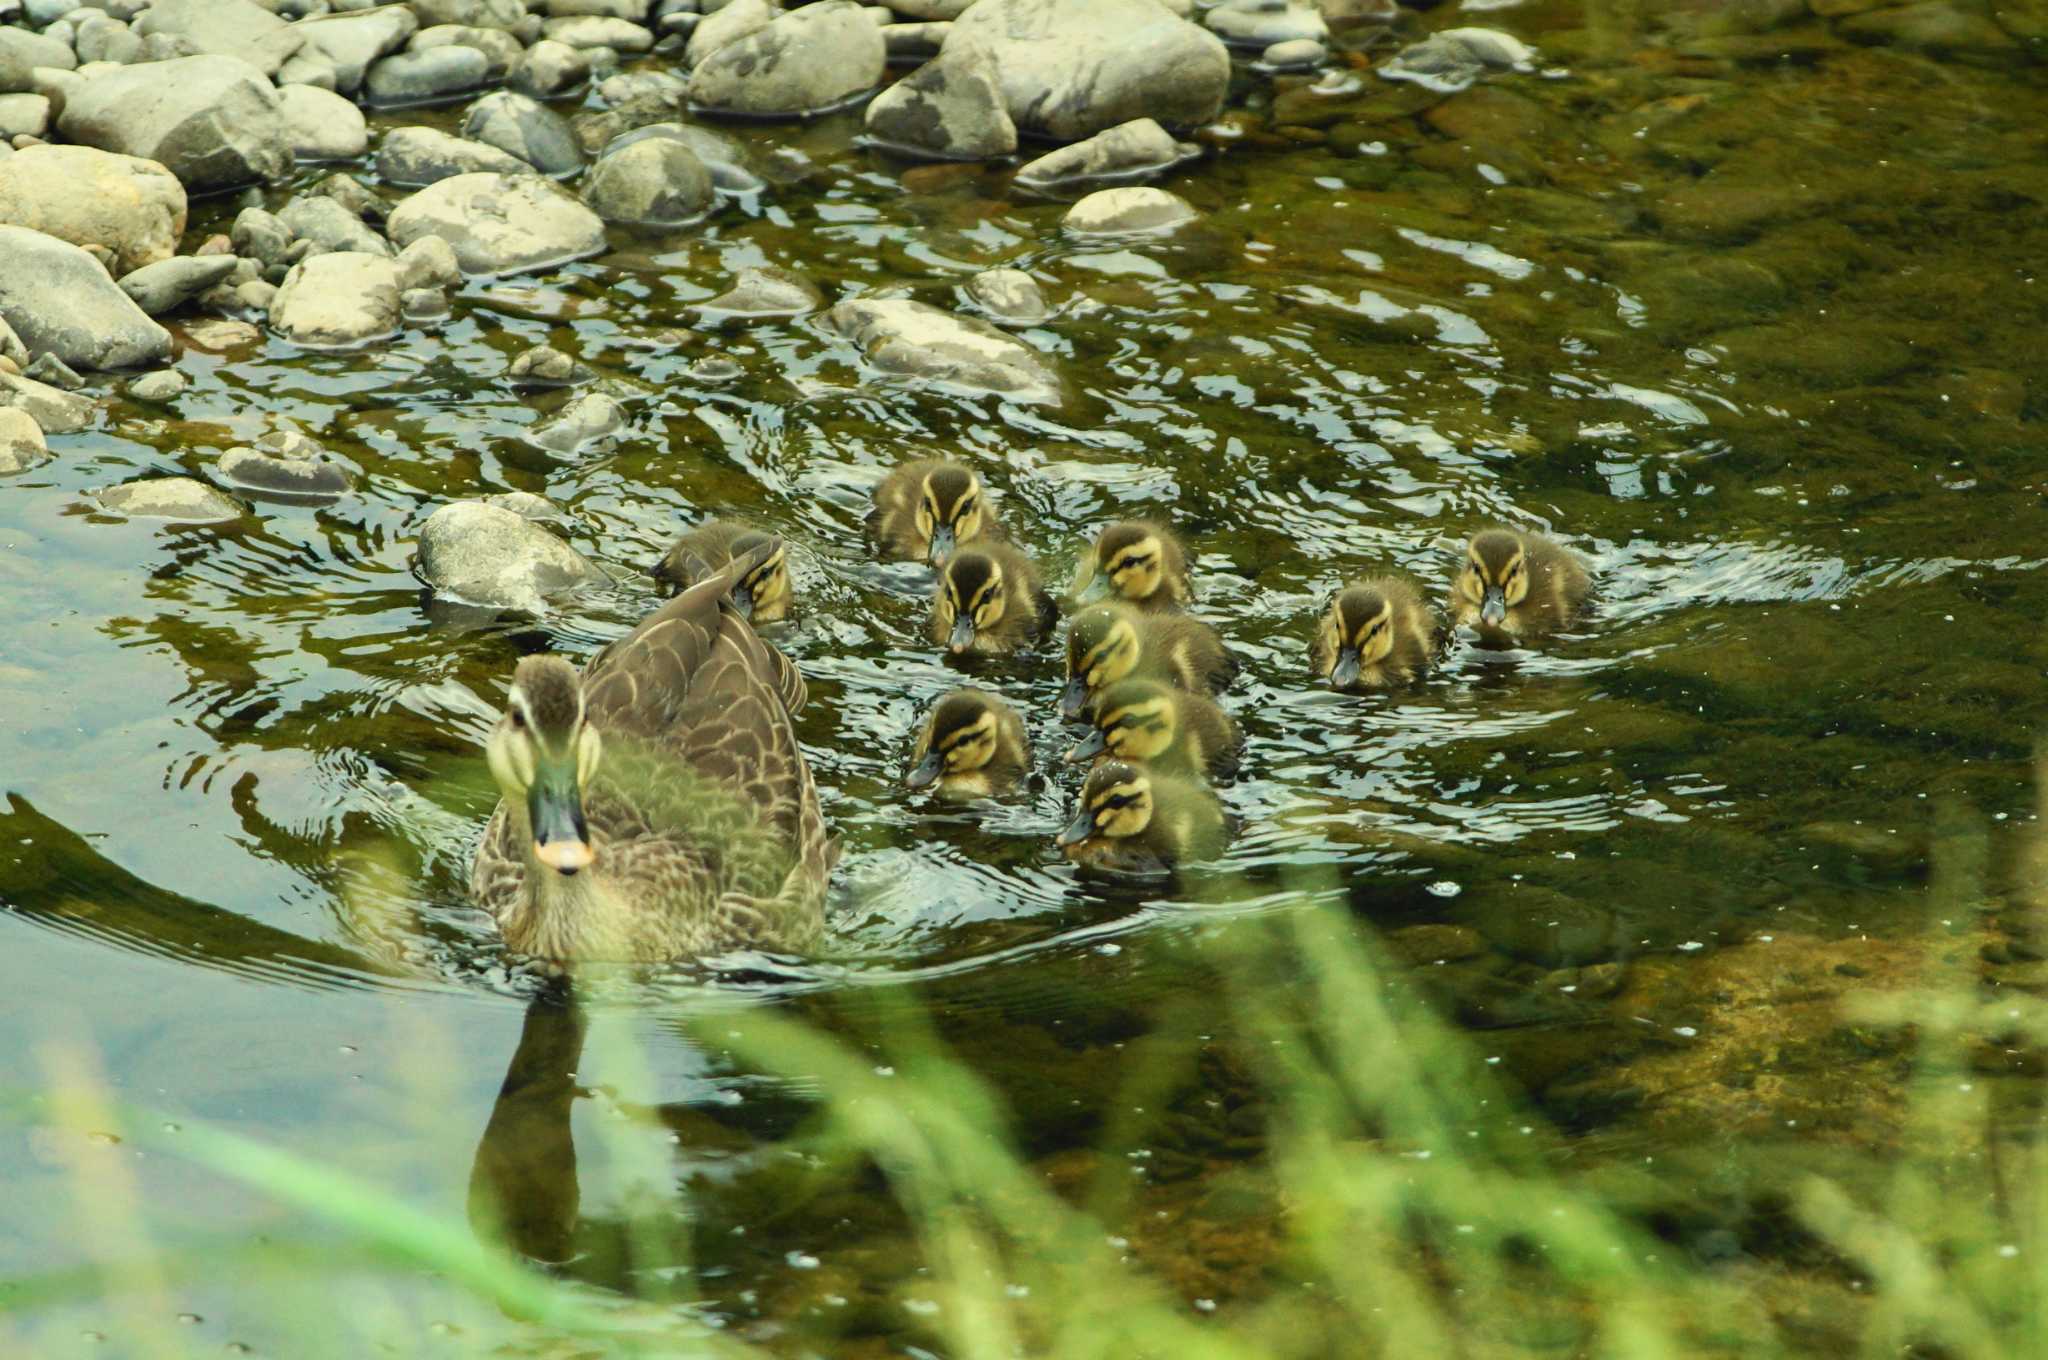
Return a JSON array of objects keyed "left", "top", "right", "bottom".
[{"left": 8, "top": 812, "right": 2048, "bottom": 1360}]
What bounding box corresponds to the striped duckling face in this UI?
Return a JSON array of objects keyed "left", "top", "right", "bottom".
[
  {"left": 1318, "top": 585, "right": 1396, "bottom": 690},
  {"left": 1090, "top": 523, "right": 1169, "bottom": 605},
  {"left": 1456, "top": 529, "right": 1529, "bottom": 628},
  {"left": 486, "top": 655, "right": 604, "bottom": 876},
  {"left": 729, "top": 531, "right": 791, "bottom": 623},
  {"left": 1065, "top": 678, "right": 1177, "bottom": 766},
  {"left": 907, "top": 691, "right": 1005, "bottom": 789},
  {"left": 934, "top": 548, "right": 1010, "bottom": 654},
  {"left": 917, "top": 464, "right": 988, "bottom": 565},
  {"left": 1056, "top": 761, "right": 1154, "bottom": 851},
  {"left": 1060, "top": 605, "right": 1141, "bottom": 718}
]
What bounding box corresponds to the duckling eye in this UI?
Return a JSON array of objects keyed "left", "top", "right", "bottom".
[{"left": 509, "top": 708, "right": 527, "bottom": 730}]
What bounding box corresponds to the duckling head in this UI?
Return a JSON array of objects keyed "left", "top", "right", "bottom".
[
  {"left": 487, "top": 656, "right": 603, "bottom": 876},
  {"left": 918, "top": 463, "right": 987, "bottom": 564},
  {"left": 1323, "top": 585, "right": 1396, "bottom": 691},
  {"left": 1066, "top": 678, "right": 1176, "bottom": 765},
  {"left": 1057, "top": 760, "right": 1155, "bottom": 850},
  {"left": 729, "top": 531, "right": 790, "bottom": 623},
  {"left": 937, "top": 549, "right": 1008, "bottom": 654},
  {"left": 1062, "top": 604, "right": 1141, "bottom": 718},
  {"left": 908, "top": 690, "right": 1003, "bottom": 789},
  {"left": 1458, "top": 529, "right": 1529, "bottom": 628},
  {"left": 1090, "top": 522, "right": 1169, "bottom": 605}
]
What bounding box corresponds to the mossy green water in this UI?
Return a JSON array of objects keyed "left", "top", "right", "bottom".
[{"left": 2, "top": 0, "right": 2045, "bottom": 1354}]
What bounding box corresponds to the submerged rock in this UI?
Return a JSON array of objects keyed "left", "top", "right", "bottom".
[
  {"left": 695, "top": 265, "right": 823, "bottom": 320},
  {"left": 57, "top": 56, "right": 292, "bottom": 194},
  {"left": 0, "top": 225, "right": 171, "bottom": 370},
  {"left": 945, "top": 0, "right": 1230, "bottom": 141},
  {"left": 863, "top": 38, "right": 1016, "bottom": 160},
  {"left": 417, "top": 499, "right": 603, "bottom": 612},
  {"left": 528, "top": 390, "right": 624, "bottom": 454},
  {"left": 1379, "top": 27, "right": 1537, "bottom": 94},
  {"left": 97, "top": 476, "right": 245, "bottom": 522},
  {"left": 0, "top": 404, "right": 48, "bottom": 473},
  {"left": 387, "top": 172, "right": 609, "bottom": 276},
  {"left": 826, "top": 297, "right": 1060, "bottom": 404},
  {"left": 215, "top": 442, "right": 356, "bottom": 500},
  {"left": 507, "top": 343, "right": 591, "bottom": 387},
  {"left": 0, "top": 145, "right": 186, "bottom": 275},
  {"left": 269, "top": 251, "right": 402, "bottom": 347},
  {"left": 1013, "top": 118, "right": 1197, "bottom": 191},
  {"left": 964, "top": 268, "right": 1049, "bottom": 325},
  {"left": 1063, "top": 186, "right": 1197, "bottom": 234},
  {"left": 689, "top": 2, "right": 885, "bottom": 118}
]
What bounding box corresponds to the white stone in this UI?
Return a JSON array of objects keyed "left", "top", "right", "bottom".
[
  {"left": 416, "top": 499, "right": 603, "bottom": 613},
  {"left": 1063, "top": 186, "right": 1197, "bottom": 234},
  {"left": 0, "top": 404, "right": 48, "bottom": 473},
  {"left": 269, "top": 251, "right": 401, "bottom": 347},
  {"left": 279, "top": 84, "right": 369, "bottom": 161},
  {"left": 386, "top": 172, "right": 608, "bottom": 276}
]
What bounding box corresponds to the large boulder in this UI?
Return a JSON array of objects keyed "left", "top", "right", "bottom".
[
  {"left": 56, "top": 56, "right": 292, "bottom": 193},
  {"left": 386, "top": 172, "right": 608, "bottom": 276},
  {"left": 825, "top": 297, "right": 1060, "bottom": 404},
  {"left": 0, "top": 226, "right": 172, "bottom": 370},
  {"left": 294, "top": 6, "right": 421, "bottom": 96},
  {"left": 944, "top": 0, "right": 1230, "bottom": 141},
  {"left": 0, "top": 146, "right": 186, "bottom": 274},
  {"left": 134, "top": 0, "right": 304, "bottom": 77},
  {"left": 689, "top": 1, "right": 885, "bottom": 118},
  {"left": 416, "top": 499, "right": 603, "bottom": 613},
  {"left": 270, "top": 251, "right": 401, "bottom": 347},
  {"left": 863, "top": 39, "right": 1015, "bottom": 160}
]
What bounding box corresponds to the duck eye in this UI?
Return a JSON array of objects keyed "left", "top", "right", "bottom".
[{"left": 509, "top": 708, "right": 527, "bottom": 730}]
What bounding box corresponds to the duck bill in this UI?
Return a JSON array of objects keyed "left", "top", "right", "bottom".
[
  {"left": 1055, "top": 808, "right": 1096, "bottom": 848},
  {"left": 1059, "top": 675, "right": 1090, "bottom": 719},
  {"left": 729, "top": 581, "right": 755, "bottom": 620},
  {"left": 927, "top": 524, "right": 956, "bottom": 564},
  {"left": 947, "top": 615, "right": 977, "bottom": 654},
  {"left": 1330, "top": 647, "right": 1363, "bottom": 690},
  {"left": 1064, "top": 728, "right": 1106, "bottom": 764},
  {"left": 1480, "top": 586, "right": 1507, "bottom": 627},
  {"left": 527, "top": 765, "right": 592, "bottom": 875},
  {"left": 906, "top": 750, "right": 944, "bottom": 789}
]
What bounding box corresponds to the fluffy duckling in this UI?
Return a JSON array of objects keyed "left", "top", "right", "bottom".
[
  {"left": 1060, "top": 603, "right": 1235, "bottom": 719},
  {"left": 1071, "top": 519, "right": 1193, "bottom": 612},
  {"left": 1312, "top": 577, "right": 1436, "bottom": 691},
  {"left": 1064, "top": 678, "right": 1241, "bottom": 782},
  {"left": 868, "top": 458, "right": 1007, "bottom": 565},
  {"left": 931, "top": 543, "right": 1058, "bottom": 657},
  {"left": 1449, "top": 527, "right": 1591, "bottom": 643},
  {"left": 905, "top": 689, "right": 1031, "bottom": 797},
  {"left": 1056, "top": 760, "right": 1228, "bottom": 874},
  {"left": 653, "top": 519, "right": 793, "bottom": 622}
]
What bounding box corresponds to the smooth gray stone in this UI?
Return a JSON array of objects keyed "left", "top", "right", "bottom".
[
  {"left": 684, "top": 0, "right": 773, "bottom": 64},
  {"left": 0, "top": 369, "right": 94, "bottom": 431},
  {"left": 413, "top": 0, "right": 528, "bottom": 27},
  {"left": 863, "top": 38, "right": 1013, "bottom": 160},
  {"left": 126, "top": 369, "right": 189, "bottom": 403},
  {"left": 23, "top": 352, "right": 80, "bottom": 390},
  {"left": 0, "top": 144, "right": 186, "bottom": 275},
  {"left": 964, "top": 268, "right": 1048, "bottom": 325},
  {"left": 527, "top": 389, "right": 621, "bottom": 454},
  {"left": 540, "top": 14, "right": 654, "bottom": 49},
  {"left": 0, "top": 224, "right": 171, "bottom": 369},
  {"left": 0, "top": 28, "right": 78, "bottom": 73},
  {"left": 882, "top": 20, "right": 949, "bottom": 61},
  {"left": 461, "top": 90, "right": 585, "bottom": 175},
  {"left": 395, "top": 234, "right": 461, "bottom": 291},
  {"left": 268, "top": 249, "right": 401, "bottom": 346},
  {"left": 134, "top": 0, "right": 305, "bottom": 76},
  {"left": 375, "top": 125, "right": 528, "bottom": 186},
  {"left": 604, "top": 121, "right": 759, "bottom": 192},
  {"left": 278, "top": 84, "right": 369, "bottom": 160},
  {"left": 0, "top": 404, "right": 49, "bottom": 472},
  {"left": 1062, "top": 185, "right": 1197, "bottom": 234},
  {"left": 385, "top": 171, "right": 607, "bottom": 276},
  {"left": 416, "top": 498, "right": 602, "bottom": 612},
  {"left": 96, "top": 476, "right": 244, "bottom": 521},
  {"left": 1378, "top": 26, "right": 1535, "bottom": 94},
  {"left": 294, "top": 4, "right": 421, "bottom": 94},
  {"left": 688, "top": 1, "right": 884, "bottom": 117},
  {"left": 362, "top": 45, "right": 490, "bottom": 106},
  {"left": 408, "top": 24, "right": 523, "bottom": 79},
  {"left": 1012, "top": 117, "right": 1198, "bottom": 191},
  {"left": 825, "top": 296, "right": 1059, "bottom": 404},
  {"left": 278, "top": 194, "right": 392, "bottom": 256},
  {"left": 694, "top": 265, "right": 821, "bottom": 320},
  {"left": 232, "top": 207, "right": 293, "bottom": 265},
  {"left": 581, "top": 135, "right": 711, "bottom": 226},
  {"left": 117, "top": 255, "right": 240, "bottom": 315},
  {"left": 944, "top": 0, "right": 1229, "bottom": 140},
  {"left": 216, "top": 443, "right": 355, "bottom": 499},
  {"left": 56, "top": 55, "right": 291, "bottom": 193},
  {"left": 1204, "top": 0, "right": 1327, "bottom": 49},
  {"left": 74, "top": 16, "right": 143, "bottom": 66},
  {"left": 506, "top": 38, "right": 589, "bottom": 98}
]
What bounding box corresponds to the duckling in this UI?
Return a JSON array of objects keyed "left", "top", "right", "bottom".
[
  {"left": 906, "top": 689, "right": 1031, "bottom": 797},
  {"left": 868, "top": 458, "right": 1008, "bottom": 565},
  {"left": 653, "top": 519, "right": 793, "bottom": 623},
  {"left": 1064, "top": 678, "right": 1241, "bottom": 782},
  {"left": 1449, "top": 527, "right": 1591, "bottom": 643},
  {"left": 1071, "top": 519, "right": 1193, "bottom": 612},
  {"left": 1056, "top": 759, "right": 1228, "bottom": 875},
  {"left": 1312, "top": 577, "right": 1436, "bottom": 691},
  {"left": 1060, "top": 603, "right": 1235, "bottom": 719},
  {"left": 931, "top": 543, "right": 1058, "bottom": 657}
]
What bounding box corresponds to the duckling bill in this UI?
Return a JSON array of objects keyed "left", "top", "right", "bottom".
[
  {"left": 1312, "top": 577, "right": 1435, "bottom": 691},
  {"left": 654, "top": 518, "right": 792, "bottom": 622},
  {"left": 906, "top": 689, "right": 1030, "bottom": 797},
  {"left": 1450, "top": 527, "right": 1591, "bottom": 643}
]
